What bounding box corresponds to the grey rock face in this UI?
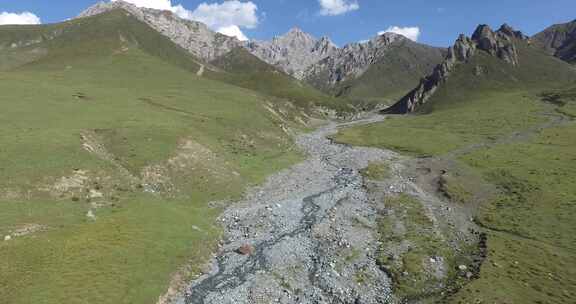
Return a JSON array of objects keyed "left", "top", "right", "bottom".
[
  {"left": 472, "top": 24, "right": 522, "bottom": 66},
  {"left": 383, "top": 24, "right": 526, "bottom": 114},
  {"left": 303, "top": 33, "right": 405, "bottom": 87},
  {"left": 245, "top": 28, "right": 338, "bottom": 79},
  {"left": 78, "top": 1, "right": 241, "bottom": 61},
  {"left": 450, "top": 34, "right": 477, "bottom": 62},
  {"left": 532, "top": 19, "right": 576, "bottom": 63}
]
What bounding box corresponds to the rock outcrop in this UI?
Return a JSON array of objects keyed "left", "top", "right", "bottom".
[
  {"left": 383, "top": 24, "right": 527, "bottom": 114},
  {"left": 472, "top": 24, "right": 523, "bottom": 66},
  {"left": 78, "top": 1, "right": 241, "bottom": 61},
  {"left": 245, "top": 28, "right": 338, "bottom": 79},
  {"left": 532, "top": 19, "right": 576, "bottom": 63}
]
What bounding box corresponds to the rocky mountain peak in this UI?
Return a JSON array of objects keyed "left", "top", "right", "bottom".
[
  {"left": 315, "top": 36, "right": 338, "bottom": 54},
  {"left": 317, "top": 35, "right": 336, "bottom": 46},
  {"left": 447, "top": 34, "right": 477, "bottom": 62},
  {"left": 246, "top": 28, "right": 338, "bottom": 78},
  {"left": 471, "top": 23, "right": 521, "bottom": 66},
  {"left": 272, "top": 27, "right": 318, "bottom": 49},
  {"left": 378, "top": 31, "right": 403, "bottom": 41},
  {"left": 471, "top": 24, "right": 494, "bottom": 40},
  {"left": 78, "top": 0, "right": 241, "bottom": 61},
  {"left": 498, "top": 23, "right": 526, "bottom": 39},
  {"left": 286, "top": 27, "right": 306, "bottom": 36}
]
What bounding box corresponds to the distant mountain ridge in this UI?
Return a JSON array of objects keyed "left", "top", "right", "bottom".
[
  {"left": 80, "top": 1, "right": 438, "bottom": 88},
  {"left": 384, "top": 23, "right": 576, "bottom": 114},
  {"left": 303, "top": 33, "right": 445, "bottom": 106},
  {"left": 79, "top": 1, "right": 339, "bottom": 77},
  {"left": 304, "top": 33, "right": 406, "bottom": 87},
  {"left": 70, "top": 1, "right": 576, "bottom": 113},
  {"left": 75, "top": 1, "right": 445, "bottom": 107},
  {"left": 532, "top": 19, "right": 576, "bottom": 63}
]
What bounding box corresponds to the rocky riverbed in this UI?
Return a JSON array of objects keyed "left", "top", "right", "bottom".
[{"left": 173, "top": 115, "right": 475, "bottom": 304}]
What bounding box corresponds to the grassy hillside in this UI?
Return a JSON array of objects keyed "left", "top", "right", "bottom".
[
  {"left": 0, "top": 9, "right": 202, "bottom": 73},
  {"left": 333, "top": 40, "right": 444, "bottom": 107},
  {"left": 334, "top": 42, "right": 576, "bottom": 303},
  {"left": 0, "top": 10, "right": 306, "bottom": 304},
  {"left": 206, "top": 47, "right": 347, "bottom": 112}
]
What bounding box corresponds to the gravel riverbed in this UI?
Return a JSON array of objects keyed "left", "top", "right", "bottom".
[{"left": 174, "top": 116, "right": 411, "bottom": 304}]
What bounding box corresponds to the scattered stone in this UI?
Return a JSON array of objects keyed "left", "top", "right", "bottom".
[
  {"left": 89, "top": 189, "right": 104, "bottom": 199},
  {"left": 4, "top": 235, "right": 11, "bottom": 241},
  {"left": 12, "top": 224, "right": 46, "bottom": 237},
  {"left": 191, "top": 225, "right": 202, "bottom": 232},
  {"left": 237, "top": 244, "right": 255, "bottom": 256},
  {"left": 458, "top": 264, "right": 468, "bottom": 271},
  {"left": 86, "top": 209, "right": 96, "bottom": 221}
]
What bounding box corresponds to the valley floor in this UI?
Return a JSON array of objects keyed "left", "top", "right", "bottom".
[{"left": 173, "top": 115, "right": 479, "bottom": 304}]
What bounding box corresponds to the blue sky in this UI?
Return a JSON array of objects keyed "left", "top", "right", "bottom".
[{"left": 1, "top": 0, "right": 575, "bottom": 47}]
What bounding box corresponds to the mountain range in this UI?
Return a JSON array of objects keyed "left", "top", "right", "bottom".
[
  {"left": 5, "top": 0, "right": 572, "bottom": 112},
  {"left": 2, "top": 0, "right": 574, "bottom": 113},
  {"left": 74, "top": 0, "right": 447, "bottom": 108}
]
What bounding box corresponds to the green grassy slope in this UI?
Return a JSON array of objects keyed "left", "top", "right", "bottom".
[
  {"left": 206, "top": 47, "right": 346, "bottom": 111},
  {"left": 333, "top": 40, "right": 444, "bottom": 107},
  {"left": 334, "top": 42, "right": 576, "bottom": 303},
  {"left": 0, "top": 9, "right": 202, "bottom": 73},
  {"left": 0, "top": 10, "right": 304, "bottom": 304}
]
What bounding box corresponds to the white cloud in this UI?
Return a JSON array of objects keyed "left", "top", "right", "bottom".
[
  {"left": 319, "top": 0, "right": 359, "bottom": 16},
  {"left": 0, "top": 11, "right": 41, "bottom": 25},
  {"left": 112, "top": 0, "right": 173, "bottom": 10},
  {"left": 188, "top": 1, "right": 258, "bottom": 29},
  {"left": 111, "top": 0, "right": 258, "bottom": 40},
  {"left": 217, "top": 25, "right": 248, "bottom": 41},
  {"left": 379, "top": 26, "right": 421, "bottom": 41}
]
